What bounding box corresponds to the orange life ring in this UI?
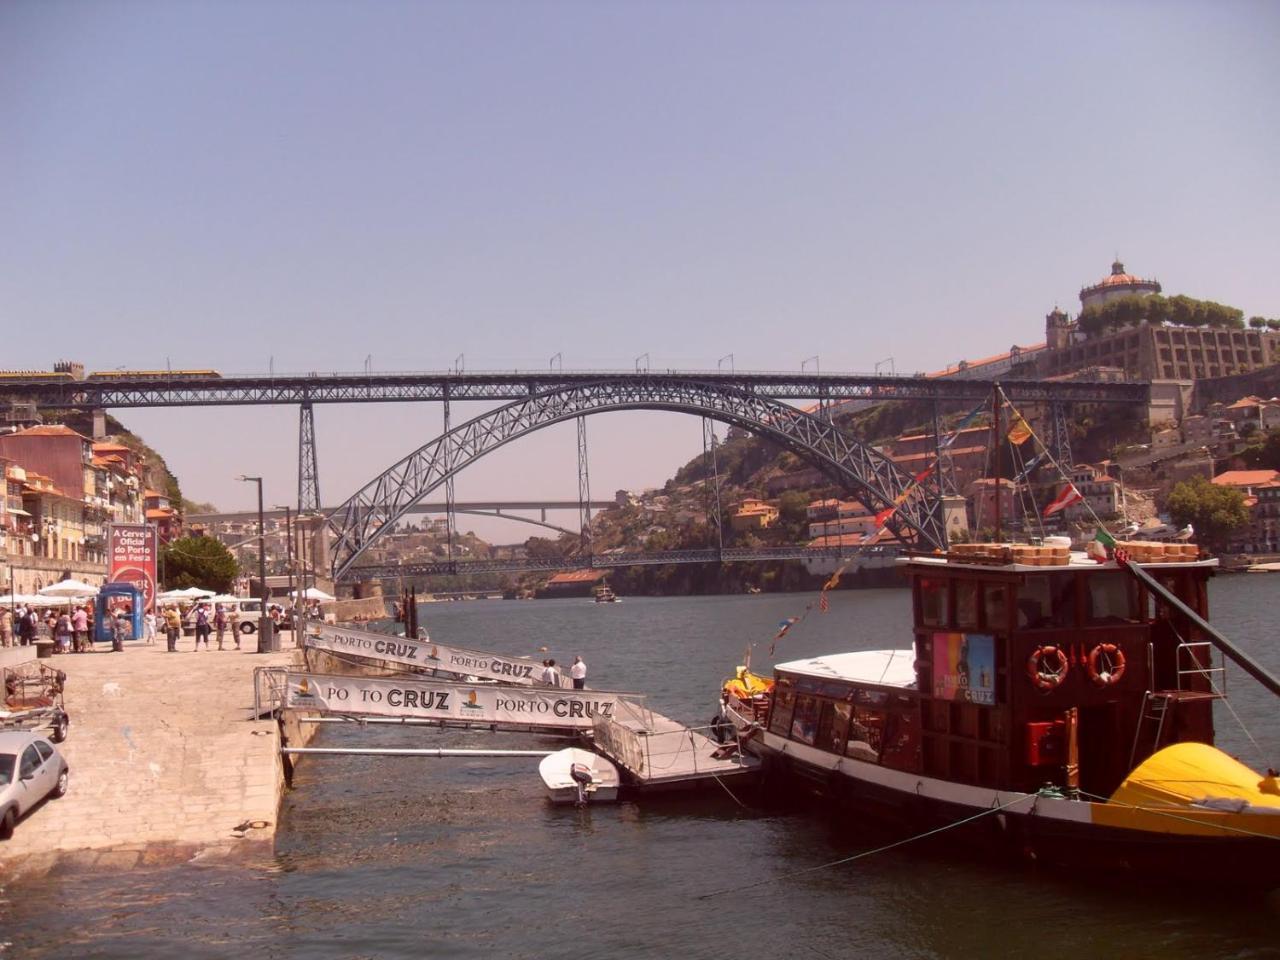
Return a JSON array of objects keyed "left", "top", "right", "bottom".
[
  {"left": 1087, "top": 643, "right": 1126, "bottom": 687},
  {"left": 1026, "top": 645, "right": 1069, "bottom": 690}
]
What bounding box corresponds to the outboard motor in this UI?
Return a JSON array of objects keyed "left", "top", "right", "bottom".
[{"left": 570, "top": 761, "right": 595, "bottom": 806}]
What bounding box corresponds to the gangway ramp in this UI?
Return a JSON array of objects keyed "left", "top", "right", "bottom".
[{"left": 593, "top": 699, "right": 759, "bottom": 793}]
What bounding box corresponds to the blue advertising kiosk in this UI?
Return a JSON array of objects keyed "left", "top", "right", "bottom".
[{"left": 94, "top": 582, "right": 144, "bottom": 650}]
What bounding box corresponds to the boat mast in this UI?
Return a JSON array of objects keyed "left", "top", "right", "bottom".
[{"left": 993, "top": 381, "right": 1001, "bottom": 543}]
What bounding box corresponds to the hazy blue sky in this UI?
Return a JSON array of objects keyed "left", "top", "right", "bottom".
[{"left": 3, "top": 1, "right": 1278, "bottom": 539}]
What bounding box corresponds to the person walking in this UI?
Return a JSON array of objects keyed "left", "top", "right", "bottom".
[
  {"left": 228, "top": 607, "right": 241, "bottom": 650},
  {"left": 18, "top": 606, "right": 38, "bottom": 646},
  {"left": 143, "top": 609, "right": 157, "bottom": 645},
  {"left": 0, "top": 607, "right": 12, "bottom": 648},
  {"left": 214, "top": 604, "right": 228, "bottom": 650},
  {"left": 163, "top": 605, "right": 181, "bottom": 652},
  {"left": 72, "top": 604, "right": 89, "bottom": 653},
  {"left": 54, "top": 610, "right": 73, "bottom": 654},
  {"left": 570, "top": 656, "right": 587, "bottom": 690},
  {"left": 194, "top": 604, "right": 212, "bottom": 650}
]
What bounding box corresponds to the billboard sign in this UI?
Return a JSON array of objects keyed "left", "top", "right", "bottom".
[{"left": 108, "top": 523, "right": 159, "bottom": 613}]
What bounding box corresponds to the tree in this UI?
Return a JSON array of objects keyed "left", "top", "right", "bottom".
[
  {"left": 1249, "top": 316, "right": 1268, "bottom": 329},
  {"left": 160, "top": 535, "right": 239, "bottom": 592},
  {"left": 1166, "top": 477, "right": 1250, "bottom": 552},
  {"left": 1268, "top": 319, "right": 1280, "bottom": 332}
]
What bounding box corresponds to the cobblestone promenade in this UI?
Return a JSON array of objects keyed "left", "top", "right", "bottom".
[{"left": 1, "top": 634, "right": 298, "bottom": 878}]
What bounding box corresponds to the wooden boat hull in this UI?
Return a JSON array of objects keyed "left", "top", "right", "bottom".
[{"left": 754, "top": 733, "right": 1280, "bottom": 887}]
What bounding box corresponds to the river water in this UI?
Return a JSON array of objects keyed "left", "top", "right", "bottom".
[{"left": 3, "top": 577, "right": 1278, "bottom": 958}]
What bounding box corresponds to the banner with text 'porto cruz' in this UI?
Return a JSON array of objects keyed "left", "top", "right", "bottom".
[
  {"left": 284, "top": 672, "right": 637, "bottom": 730},
  {"left": 305, "top": 622, "right": 571, "bottom": 687}
]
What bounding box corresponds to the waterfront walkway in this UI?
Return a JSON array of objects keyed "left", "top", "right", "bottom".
[{"left": 1, "top": 634, "right": 297, "bottom": 879}]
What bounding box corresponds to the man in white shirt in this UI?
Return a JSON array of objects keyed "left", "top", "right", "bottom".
[
  {"left": 540, "top": 659, "right": 560, "bottom": 686},
  {"left": 570, "top": 656, "right": 587, "bottom": 690}
]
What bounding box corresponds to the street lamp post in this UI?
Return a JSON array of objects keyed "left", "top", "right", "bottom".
[{"left": 238, "top": 476, "right": 274, "bottom": 652}]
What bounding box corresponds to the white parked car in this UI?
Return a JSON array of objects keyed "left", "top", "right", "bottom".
[{"left": 0, "top": 730, "right": 69, "bottom": 839}]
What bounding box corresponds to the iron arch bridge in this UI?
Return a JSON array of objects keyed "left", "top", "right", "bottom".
[{"left": 327, "top": 377, "right": 948, "bottom": 581}]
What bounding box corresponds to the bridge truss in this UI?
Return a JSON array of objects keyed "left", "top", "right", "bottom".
[{"left": 327, "top": 377, "right": 960, "bottom": 580}]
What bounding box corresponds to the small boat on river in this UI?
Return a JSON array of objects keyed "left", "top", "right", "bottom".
[
  {"left": 594, "top": 585, "right": 619, "bottom": 603},
  {"left": 729, "top": 540, "right": 1280, "bottom": 886},
  {"left": 539, "top": 748, "right": 620, "bottom": 804}
]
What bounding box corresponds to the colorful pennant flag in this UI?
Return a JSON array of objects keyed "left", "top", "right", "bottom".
[
  {"left": 1043, "top": 483, "right": 1084, "bottom": 517},
  {"left": 939, "top": 401, "right": 987, "bottom": 450},
  {"left": 1012, "top": 451, "right": 1046, "bottom": 484},
  {"left": 769, "top": 616, "right": 801, "bottom": 655},
  {"left": 819, "top": 563, "right": 847, "bottom": 614},
  {"left": 874, "top": 465, "right": 936, "bottom": 528},
  {"left": 1006, "top": 411, "right": 1033, "bottom": 446}
]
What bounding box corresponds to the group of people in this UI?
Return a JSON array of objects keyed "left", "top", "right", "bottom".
[
  {"left": 0, "top": 601, "right": 144, "bottom": 653},
  {"left": 540, "top": 655, "right": 587, "bottom": 689},
  {"left": 161, "top": 602, "right": 241, "bottom": 652}
]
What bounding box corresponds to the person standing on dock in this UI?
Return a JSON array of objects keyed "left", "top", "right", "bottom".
[
  {"left": 194, "top": 604, "right": 212, "bottom": 650},
  {"left": 163, "top": 606, "right": 181, "bottom": 652},
  {"left": 214, "top": 605, "right": 228, "bottom": 650},
  {"left": 541, "top": 659, "right": 561, "bottom": 686},
  {"left": 144, "top": 608, "right": 157, "bottom": 645},
  {"left": 1, "top": 607, "right": 12, "bottom": 648},
  {"left": 570, "top": 656, "right": 586, "bottom": 690}
]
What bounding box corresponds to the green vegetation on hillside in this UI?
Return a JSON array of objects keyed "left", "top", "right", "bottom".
[{"left": 1078, "top": 294, "right": 1246, "bottom": 338}]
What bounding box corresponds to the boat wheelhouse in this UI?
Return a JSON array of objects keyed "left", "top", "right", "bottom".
[{"left": 750, "top": 544, "right": 1280, "bottom": 883}]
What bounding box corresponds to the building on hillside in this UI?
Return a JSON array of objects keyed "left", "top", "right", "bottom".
[
  {"left": 144, "top": 488, "right": 182, "bottom": 543},
  {"left": 1223, "top": 396, "right": 1280, "bottom": 433},
  {"left": 731, "top": 498, "right": 779, "bottom": 531},
  {"left": 965, "top": 478, "right": 1018, "bottom": 530},
  {"left": 889, "top": 426, "right": 989, "bottom": 489},
  {"left": 1212, "top": 470, "right": 1280, "bottom": 554},
  {"left": 1061, "top": 464, "right": 1122, "bottom": 521},
  {"left": 807, "top": 501, "right": 879, "bottom": 540},
  {"left": 806, "top": 498, "right": 841, "bottom": 522},
  {"left": 20, "top": 469, "right": 89, "bottom": 562},
  {"left": 0, "top": 425, "right": 94, "bottom": 506}
]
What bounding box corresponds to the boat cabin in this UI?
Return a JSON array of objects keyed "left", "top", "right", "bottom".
[{"left": 769, "top": 548, "right": 1220, "bottom": 798}]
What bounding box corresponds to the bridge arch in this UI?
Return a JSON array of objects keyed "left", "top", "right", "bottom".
[{"left": 327, "top": 378, "right": 946, "bottom": 579}]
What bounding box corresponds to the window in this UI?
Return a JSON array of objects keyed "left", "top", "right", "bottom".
[
  {"left": 1086, "top": 572, "right": 1138, "bottom": 624},
  {"left": 815, "top": 701, "right": 836, "bottom": 753},
  {"left": 0, "top": 753, "right": 15, "bottom": 787},
  {"left": 34, "top": 740, "right": 53, "bottom": 761},
  {"left": 20, "top": 745, "right": 41, "bottom": 779},
  {"left": 1017, "top": 576, "right": 1053, "bottom": 629},
  {"left": 847, "top": 706, "right": 884, "bottom": 761},
  {"left": 769, "top": 687, "right": 796, "bottom": 737},
  {"left": 920, "top": 578, "right": 948, "bottom": 627},
  {"left": 955, "top": 580, "right": 979, "bottom": 629},
  {"left": 830, "top": 702, "right": 852, "bottom": 755},
  {"left": 880, "top": 702, "right": 921, "bottom": 771},
  {"left": 790, "top": 696, "right": 820, "bottom": 745}
]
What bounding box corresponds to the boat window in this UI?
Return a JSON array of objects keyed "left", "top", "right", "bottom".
[
  {"left": 919, "top": 578, "right": 948, "bottom": 628},
  {"left": 1085, "top": 571, "right": 1138, "bottom": 624},
  {"left": 830, "top": 702, "right": 852, "bottom": 755},
  {"left": 1016, "top": 576, "right": 1053, "bottom": 629},
  {"left": 1049, "top": 575, "right": 1080, "bottom": 628},
  {"left": 955, "top": 581, "right": 979, "bottom": 629},
  {"left": 847, "top": 707, "right": 883, "bottom": 761},
  {"left": 790, "top": 696, "right": 820, "bottom": 746},
  {"left": 880, "top": 704, "right": 920, "bottom": 771},
  {"left": 815, "top": 701, "right": 836, "bottom": 753},
  {"left": 983, "top": 583, "right": 1010, "bottom": 632},
  {"left": 769, "top": 688, "right": 796, "bottom": 738}
]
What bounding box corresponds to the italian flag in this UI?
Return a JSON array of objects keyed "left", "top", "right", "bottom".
[{"left": 1043, "top": 483, "right": 1083, "bottom": 517}]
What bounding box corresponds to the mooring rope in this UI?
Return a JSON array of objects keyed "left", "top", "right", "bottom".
[{"left": 697, "top": 794, "right": 1028, "bottom": 900}]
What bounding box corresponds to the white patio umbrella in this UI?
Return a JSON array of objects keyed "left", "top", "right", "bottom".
[
  {"left": 292, "top": 586, "right": 335, "bottom": 601},
  {"left": 159, "top": 586, "right": 215, "bottom": 601},
  {"left": 38, "top": 579, "right": 100, "bottom": 598}
]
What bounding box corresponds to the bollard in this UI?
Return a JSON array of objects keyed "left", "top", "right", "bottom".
[{"left": 257, "top": 617, "right": 275, "bottom": 653}]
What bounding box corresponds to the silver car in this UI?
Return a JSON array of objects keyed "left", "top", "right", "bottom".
[{"left": 0, "top": 730, "right": 69, "bottom": 840}]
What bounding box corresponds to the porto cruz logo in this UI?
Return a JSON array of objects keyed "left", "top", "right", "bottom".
[
  {"left": 428, "top": 645, "right": 441, "bottom": 661},
  {"left": 462, "top": 689, "right": 483, "bottom": 710},
  {"left": 291, "top": 677, "right": 316, "bottom": 703}
]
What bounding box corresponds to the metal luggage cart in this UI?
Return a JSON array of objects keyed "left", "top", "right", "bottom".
[{"left": 1, "top": 662, "right": 70, "bottom": 742}]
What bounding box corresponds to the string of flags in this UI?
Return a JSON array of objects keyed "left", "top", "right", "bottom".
[{"left": 770, "top": 564, "right": 846, "bottom": 654}]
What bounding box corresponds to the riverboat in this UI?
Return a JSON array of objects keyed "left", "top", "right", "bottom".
[
  {"left": 594, "top": 585, "right": 619, "bottom": 603},
  {"left": 734, "top": 541, "right": 1280, "bottom": 885}
]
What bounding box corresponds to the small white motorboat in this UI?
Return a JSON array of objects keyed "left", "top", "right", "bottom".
[{"left": 539, "top": 748, "right": 620, "bottom": 805}]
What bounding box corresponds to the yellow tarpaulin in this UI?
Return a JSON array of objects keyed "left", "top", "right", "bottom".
[{"left": 1110, "top": 742, "right": 1280, "bottom": 811}]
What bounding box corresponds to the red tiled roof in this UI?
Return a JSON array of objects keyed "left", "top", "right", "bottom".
[
  {"left": 11, "top": 424, "right": 90, "bottom": 440},
  {"left": 146, "top": 508, "right": 174, "bottom": 519},
  {"left": 1213, "top": 470, "right": 1279, "bottom": 488}
]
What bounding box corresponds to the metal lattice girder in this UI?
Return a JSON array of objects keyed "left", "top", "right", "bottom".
[
  {"left": 702, "top": 418, "right": 724, "bottom": 554},
  {"left": 6, "top": 371, "right": 1149, "bottom": 409},
  {"left": 349, "top": 544, "right": 874, "bottom": 579},
  {"left": 298, "top": 401, "right": 321, "bottom": 512},
  {"left": 1050, "top": 401, "right": 1073, "bottom": 470},
  {"left": 577, "top": 417, "right": 592, "bottom": 554},
  {"left": 326, "top": 378, "right": 952, "bottom": 580}
]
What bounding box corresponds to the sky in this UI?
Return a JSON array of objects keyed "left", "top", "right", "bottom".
[{"left": 3, "top": 0, "right": 1278, "bottom": 541}]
